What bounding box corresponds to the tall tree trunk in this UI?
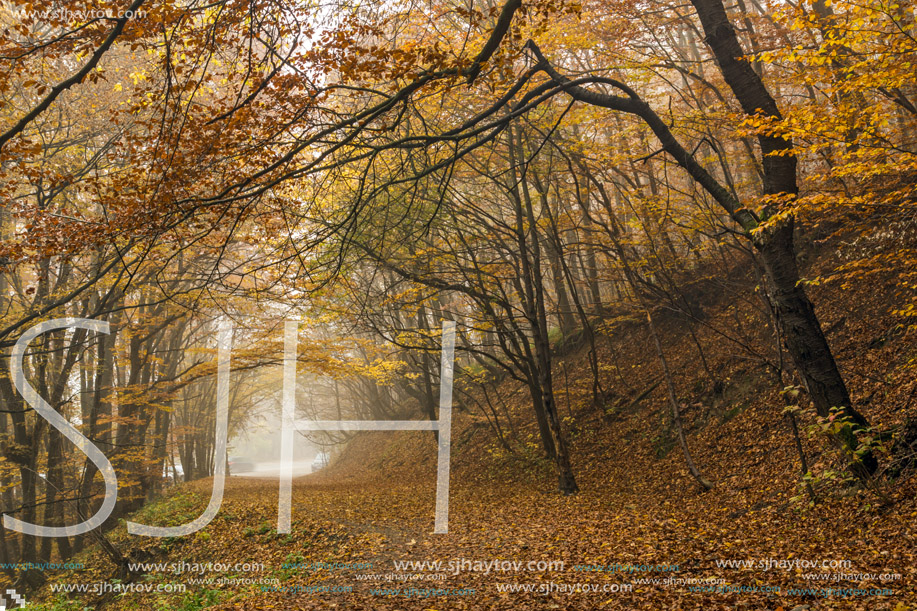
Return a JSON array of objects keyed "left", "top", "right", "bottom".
[
  {"left": 755, "top": 221, "right": 875, "bottom": 473},
  {"left": 688, "top": 0, "right": 876, "bottom": 474},
  {"left": 519, "top": 158, "right": 578, "bottom": 495},
  {"left": 509, "top": 128, "right": 577, "bottom": 493}
]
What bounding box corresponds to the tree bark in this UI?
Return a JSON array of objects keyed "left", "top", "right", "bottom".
[{"left": 510, "top": 129, "right": 578, "bottom": 494}]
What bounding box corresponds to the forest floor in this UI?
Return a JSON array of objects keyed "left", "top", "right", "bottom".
[
  {"left": 30, "top": 462, "right": 917, "bottom": 610},
  {"left": 28, "top": 236, "right": 917, "bottom": 611}
]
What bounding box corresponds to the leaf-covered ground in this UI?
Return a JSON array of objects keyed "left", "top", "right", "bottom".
[
  {"left": 29, "top": 248, "right": 917, "bottom": 611},
  {"left": 30, "top": 464, "right": 917, "bottom": 610}
]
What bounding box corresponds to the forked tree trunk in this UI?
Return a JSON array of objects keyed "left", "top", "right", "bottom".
[{"left": 510, "top": 128, "right": 578, "bottom": 494}]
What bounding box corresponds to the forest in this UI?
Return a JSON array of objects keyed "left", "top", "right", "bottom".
[{"left": 0, "top": 0, "right": 915, "bottom": 608}]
